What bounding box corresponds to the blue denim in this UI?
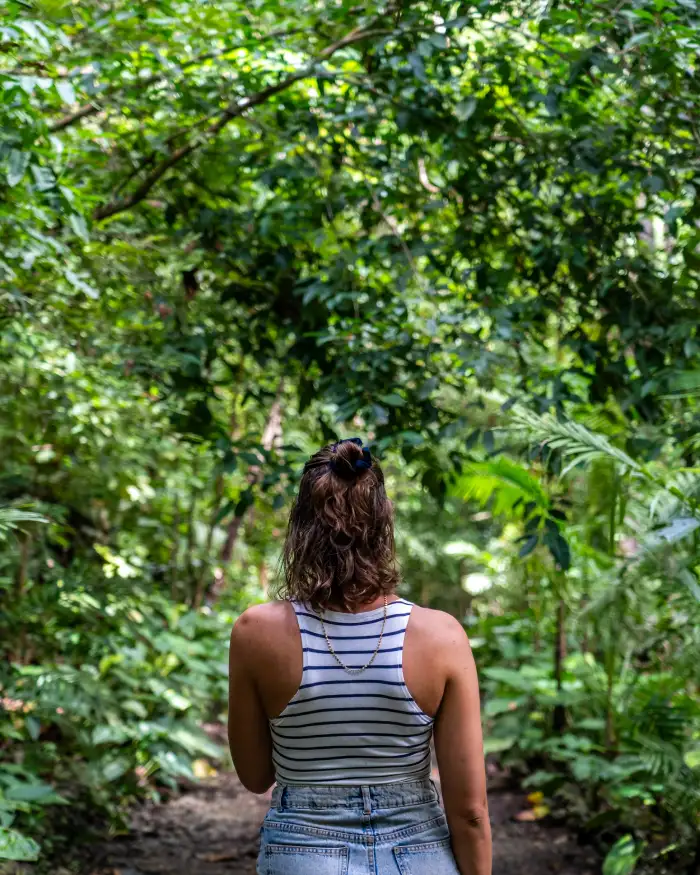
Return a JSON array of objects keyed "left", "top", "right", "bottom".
[{"left": 258, "top": 779, "right": 459, "bottom": 874}]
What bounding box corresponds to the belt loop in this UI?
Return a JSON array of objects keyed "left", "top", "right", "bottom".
[{"left": 361, "top": 785, "right": 371, "bottom": 815}]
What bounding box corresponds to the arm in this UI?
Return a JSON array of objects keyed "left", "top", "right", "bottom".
[
  {"left": 434, "top": 618, "right": 492, "bottom": 875},
  {"left": 227, "top": 612, "right": 276, "bottom": 794}
]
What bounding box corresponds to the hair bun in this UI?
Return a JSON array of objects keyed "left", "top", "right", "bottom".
[{"left": 330, "top": 438, "right": 372, "bottom": 480}]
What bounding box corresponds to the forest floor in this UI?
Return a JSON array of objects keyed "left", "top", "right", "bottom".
[{"left": 82, "top": 765, "right": 601, "bottom": 875}]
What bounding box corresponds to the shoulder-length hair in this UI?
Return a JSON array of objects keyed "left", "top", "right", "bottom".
[{"left": 280, "top": 440, "right": 399, "bottom": 610}]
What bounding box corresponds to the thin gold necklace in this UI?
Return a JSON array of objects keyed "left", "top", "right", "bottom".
[{"left": 320, "top": 595, "right": 388, "bottom": 675}]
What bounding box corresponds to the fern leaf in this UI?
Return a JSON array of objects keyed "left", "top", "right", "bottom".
[{"left": 512, "top": 407, "right": 640, "bottom": 475}]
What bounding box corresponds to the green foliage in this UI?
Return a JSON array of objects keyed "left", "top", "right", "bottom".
[
  {"left": 0, "top": 580, "right": 235, "bottom": 860},
  {"left": 452, "top": 459, "right": 550, "bottom": 517},
  {"left": 0, "top": 508, "right": 46, "bottom": 540},
  {"left": 2, "top": 0, "right": 700, "bottom": 870},
  {"left": 603, "top": 836, "right": 645, "bottom": 875}
]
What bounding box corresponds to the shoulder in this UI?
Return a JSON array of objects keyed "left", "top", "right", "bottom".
[
  {"left": 408, "top": 605, "right": 472, "bottom": 656},
  {"left": 230, "top": 601, "right": 298, "bottom": 656}
]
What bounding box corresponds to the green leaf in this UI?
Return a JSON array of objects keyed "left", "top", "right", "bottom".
[
  {"left": 30, "top": 165, "right": 55, "bottom": 192},
  {"left": 68, "top": 214, "right": 89, "bottom": 241},
  {"left": 603, "top": 836, "right": 644, "bottom": 875},
  {"left": 101, "top": 758, "right": 131, "bottom": 782},
  {"left": 163, "top": 689, "right": 192, "bottom": 710},
  {"left": 544, "top": 528, "right": 571, "bottom": 571},
  {"left": 483, "top": 737, "right": 517, "bottom": 754},
  {"left": 121, "top": 699, "right": 148, "bottom": 718},
  {"left": 408, "top": 52, "right": 427, "bottom": 81},
  {"left": 623, "top": 32, "right": 651, "bottom": 51},
  {"left": 64, "top": 269, "right": 99, "bottom": 299},
  {"left": 0, "top": 827, "right": 40, "bottom": 862},
  {"left": 24, "top": 717, "right": 40, "bottom": 741},
  {"left": 55, "top": 80, "right": 76, "bottom": 104},
  {"left": 379, "top": 393, "right": 406, "bottom": 407},
  {"left": 7, "top": 151, "right": 30, "bottom": 188},
  {"left": 5, "top": 782, "right": 65, "bottom": 805},
  {"left": 481, "top": 667, "right": 536, "bottom": 691},
  {"left": 518, "top": 534, "right": 538, "bottom": 559},
  {"left": 169, "top": 727, "right": 222, "bottom": 758},
  {"left": 92, "top": 724, "right": 130, "bottom": 745},
  {"left": 484, "top": 697, "right": 521, "bottom": 716},
  {"left": 455, "top": 97, "right": 477, "bottom": 121}
]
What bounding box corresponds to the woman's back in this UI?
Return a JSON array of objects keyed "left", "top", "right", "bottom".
[{"left": 270, "top": 598, "right": 433, "bottom": 785}]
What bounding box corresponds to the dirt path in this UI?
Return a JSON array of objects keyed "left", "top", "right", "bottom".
[{"left": 86, "top": 768, "right": 599, "bottom": 875}]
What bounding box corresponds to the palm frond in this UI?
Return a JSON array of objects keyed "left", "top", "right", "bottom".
[
  {"left": 511, "top": 407, "right": 640, "bottom": 477},
  {"left": 451, "top": 457, "right": 550, "bottom": 517}
]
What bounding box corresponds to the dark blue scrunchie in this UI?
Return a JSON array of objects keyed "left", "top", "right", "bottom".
[{"left": 330, "top": 437, "right": 372, "bottom": 479}]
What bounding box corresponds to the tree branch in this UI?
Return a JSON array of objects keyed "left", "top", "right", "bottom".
[
  {"left": 417, "top": 157, "right": 440, "bottom": 194},
  {"left": 93, "top": 26, "right": 389, "bottom": 222},
  {"left": 48, "top": 27, "right": 304, "bottom": 132}
]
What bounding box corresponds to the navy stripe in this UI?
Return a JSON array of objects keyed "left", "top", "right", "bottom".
[
  {"left": 298, "top": 679, "right": 405, "bottom": 689},
  {"left": 273, "top": 751, "right": 432, "bottom": 774},
  {"left": 300, "top": 628, "right": 406, "bottom": 641},
  {"left": 275, "top": 706, "right": 422, "bottom": 719},
  {"left": 303, "top": 646, "right": 403, "bottom": 655},
  {"left": 272, "top": 740, "right": 426, "bottom": 752},
  {"left": 271, "top": 718, "right": 430, "bottom": 729},
  {"left": 283, "top": 693, "right": 413, "bottom": 706},
  {"left": 273, "top": 748, "right": 428, "bottom": 763},
  {"left": 270, "top": 726, "right": 433, "bottom": 740},
  {"left": 295, "top": 611, "right": 411, "bottom": 627}
]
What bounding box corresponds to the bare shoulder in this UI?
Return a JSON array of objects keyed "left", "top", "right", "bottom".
[
  {"left": 409, "top": 606, "right": 472, "bottom": 655},
  {"left": 230, "top": 601, "right": 297, "bottom": 655}
]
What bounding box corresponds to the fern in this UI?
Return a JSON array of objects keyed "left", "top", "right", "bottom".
[
  {"left": 512, "top": 407, "right": 640, "bottom": 477},
  {"left": 451, "top": 457, "right": 550, "bottom": 517}
]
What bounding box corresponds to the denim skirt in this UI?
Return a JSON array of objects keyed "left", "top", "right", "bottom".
[{"left": 257, "top": 779, "right": 459, "bottom": 874}]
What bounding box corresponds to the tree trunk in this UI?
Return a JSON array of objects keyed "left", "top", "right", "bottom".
[
  {"left": 553, "top": 598, "right": 567, "bottom": 733},
  {"left": 220, "top": 514, "right": 245, "bottom": 565}
]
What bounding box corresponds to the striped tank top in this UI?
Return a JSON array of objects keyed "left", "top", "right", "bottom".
[{"left": 270, "top": 598, "right": 434, "bottom": 785}]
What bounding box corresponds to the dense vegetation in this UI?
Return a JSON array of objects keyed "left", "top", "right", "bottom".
[{"left": 1, "top": 0, "right": 699, "bottom": 872}]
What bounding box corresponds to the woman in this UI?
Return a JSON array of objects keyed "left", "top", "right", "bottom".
[{"left": 228, "top": 438, "right": 491, "bottom": 875}]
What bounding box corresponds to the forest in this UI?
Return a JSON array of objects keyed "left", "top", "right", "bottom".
[{"left": 1, "top": 0, "right": 699, "bottom": 872}]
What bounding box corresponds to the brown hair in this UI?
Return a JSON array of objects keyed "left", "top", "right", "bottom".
[{"left": 280, "top": 440, "right": 399, "bottom": 611}]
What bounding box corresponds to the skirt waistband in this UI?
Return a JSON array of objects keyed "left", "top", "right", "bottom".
[{"left": 271, "top": 778, "right": 439, "bottom": 811}]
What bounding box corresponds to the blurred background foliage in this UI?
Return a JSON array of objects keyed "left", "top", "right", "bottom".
[{"left": 1, "top": 0, "right": 699, "bottom": 871}]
